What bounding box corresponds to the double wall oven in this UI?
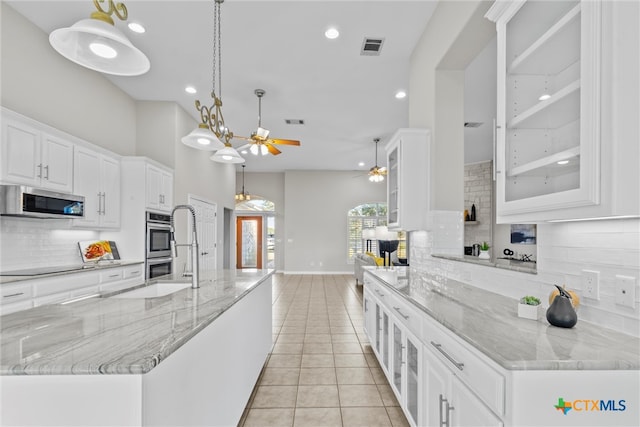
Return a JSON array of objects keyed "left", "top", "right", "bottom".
[{"left": 146, "top": 211, "right": 173, "bottom": 279}]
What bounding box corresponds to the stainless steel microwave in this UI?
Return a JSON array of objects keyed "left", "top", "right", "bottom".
[{"left": 0, "top": 185, "right": 85, "bottom": 219}]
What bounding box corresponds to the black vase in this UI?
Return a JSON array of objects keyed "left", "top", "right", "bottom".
[{"left": 546, "top": 285, "right": 577, "bottom": 328}]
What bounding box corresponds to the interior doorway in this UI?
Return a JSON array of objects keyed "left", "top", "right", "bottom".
[
  {"left": 236, "top": 216, "right": 263, "bottom": 269},
  {"left": 187, "top": 195, "right": 217, "bottom": 271}
]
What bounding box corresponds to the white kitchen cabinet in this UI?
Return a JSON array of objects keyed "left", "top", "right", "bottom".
[
  {"left": 385, "top": 128, "right": 431, "bottom": 231},
  {"left": 0, "top": 281, "right": 34, "bottom": 315},
  {"left": 390, "top": 320, "right": 423, "bottom": 427},
  {"left": 73, "top": 146, "right": 121, "bottom": 229},
  {"left": 1, "top": 114, "right": 73, "bottom": 192},
  {"left": 99, "top": 264, "right": 144, "bottom": 293},
  {"left": 486, "top": 0, "right": 639, "bottom": 222},
  {"left": 424, "top": 348, "right": 502, "bottom": 427},
  {"left": 146, "top": 163, "right": 173, "bottom": 212}
]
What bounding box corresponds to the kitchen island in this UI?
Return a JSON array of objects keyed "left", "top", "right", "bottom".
[
  {"left": 363, "top": 267, "right": 639, "bottom": 426},
  {"left": 0, "top": 269, "right": 273, "bottom": 426}
]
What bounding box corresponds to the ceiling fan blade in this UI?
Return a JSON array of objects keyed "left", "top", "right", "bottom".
[
  {"left": 233, "top": 135, "right": 254, "bottom": 141},
  {"left": 269, "top": 138, "right": 301, "bottom": 146},
  {"left": 266, "top": 143, "right": 282, "bottom": 155}
]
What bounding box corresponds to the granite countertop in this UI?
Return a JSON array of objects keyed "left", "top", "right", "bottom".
[
  {"left": 366, "top": 267, "right": 640, "bottom": 371},
  {"left": 0, "top": 269, "right": 273, "bottom": 375},
  {"left": 0, "top": 260, "right": 145, "bottom": 285}
]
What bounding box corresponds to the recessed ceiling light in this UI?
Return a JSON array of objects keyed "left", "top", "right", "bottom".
[
  {"left": 358, "top": 162, "right": 365, "bottom": 167},
  {"left": 185, "top": 86, "right": 197, "bottom": 94},
  {"left": 557, "top": 160, "right": 570, "bottom": 165},
  {"left": 395, "top": 91, "right": 407, "bottom": 99},
  {"left": 325, "top": 27, "right": 339, "bottom": 39},
  {"left": 128, "top": 22, "right": 146, "bottom": 34}
]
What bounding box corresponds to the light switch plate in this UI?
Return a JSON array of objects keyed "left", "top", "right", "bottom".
[
  {"left": 615, "top": 275, "right": 637, "bottom": 308},
  {"left": 582, "top": 270, "right": 600, "bottom": 300}
]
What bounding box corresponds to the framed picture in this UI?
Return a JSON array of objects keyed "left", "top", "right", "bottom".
[{"left": 510, "top": 224, "right": 536, "bottom": 244}]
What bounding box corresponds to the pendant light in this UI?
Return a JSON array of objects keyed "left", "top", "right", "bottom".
[
  {"left": 49, "top": 0, "right": 150, "bottom": 76},
  {"left": 235, "top": 165, "right": 251, "bottom": 201},
  {"left": 183, "top": 0, "right": 237, "bottom": 155},
  {"left": 368, "top": 138, "right": 387, "bottom": 182}
]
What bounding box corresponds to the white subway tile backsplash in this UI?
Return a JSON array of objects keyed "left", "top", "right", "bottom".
[
  {"left": 0, "top": 218, "right": 99, "bottom": 271},
  {"left": 412, "top": 217, "right": 640, "bottom": 337}
]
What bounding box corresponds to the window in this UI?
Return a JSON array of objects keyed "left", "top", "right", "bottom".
[
  {"left": 235, "top": 197, "right": 275, "bottom": 212},
  {"left": 347, "top": 203, "right": 407, "bottom": 264},
  {"left": 347, "top": 203, "right": 386, "bottom": 262}
]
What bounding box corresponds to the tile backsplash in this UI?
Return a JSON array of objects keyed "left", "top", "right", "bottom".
[
  {"left": 0, "top": 218, "right": 99, "bottom": 271},
  {"left": 411, "top": 217, "right": 640, "bottom": 337}
]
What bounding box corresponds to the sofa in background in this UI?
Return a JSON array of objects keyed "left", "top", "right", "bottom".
[{"left": 354, "top": 252, "right": 382, "bottom": 285}]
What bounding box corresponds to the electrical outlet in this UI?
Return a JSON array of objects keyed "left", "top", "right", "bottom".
[
  {"left": 582, "top": 270, "right": 600, "bottom": 300},
  {"left": 615, "top": 275, "right": 637, "bottom": 308}
]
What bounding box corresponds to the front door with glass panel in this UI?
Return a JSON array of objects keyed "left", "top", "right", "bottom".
[{"left": 236, "top": 216, "right": 263, "bottom": 269}]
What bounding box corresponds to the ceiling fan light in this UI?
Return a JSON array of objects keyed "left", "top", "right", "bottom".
[
  {"left": 181, "top": 124, "right": 224, "bottom": 151},
  {"left": 211, "top": 145, "right": 245, "bottom": 164},
  {"left": 49, "top": 18, "right": 150, "bottom": 76},
  {"left": 256, "top": 127, "right": 270, "bottom": 140},
  {"left": 250, "top": 144, "right": 259, "bottom": 155},
  {"left": 260, "top": 145, "right": 269, "bottom": 156}
]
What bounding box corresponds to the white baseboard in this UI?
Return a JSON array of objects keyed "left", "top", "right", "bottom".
[{"left": 282, "top": 270, "right": 353, "bottom": 275}]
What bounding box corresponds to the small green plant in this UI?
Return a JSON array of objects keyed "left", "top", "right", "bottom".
[
  {"left": 480, "top": 241, "right": 490, "bottom": 251},
  {"left": 520, "top": 295, "right": 541, "bottom": 306}
]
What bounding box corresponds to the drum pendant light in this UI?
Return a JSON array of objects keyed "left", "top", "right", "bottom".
[{"left": 49, "top": 0, "right": 150, "bottom": 76}]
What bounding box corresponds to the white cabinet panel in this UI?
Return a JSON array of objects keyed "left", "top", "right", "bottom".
[
  {"left": 385, "top": 128, "right": 431, "bottom": 231},
  {"left": 1, "top": 116, "right": 73, "bottom": 192},
  {"left": 73, "top": 146, "right": 120, "bottom": 229},
  {"left": 146, "top": 164, "right": 173, "bottom": 212},
  {"left": 487, "top": 0, "right": 639, "bottom": 221}
]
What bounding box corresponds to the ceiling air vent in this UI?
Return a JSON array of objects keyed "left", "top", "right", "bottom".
[
  {"left": 360, "top": 37, "right": 385, "bottom": 56},
  {"left": 285, "top": 119, "right": 305, "bottom": 125},
  {"left": 464, "top": 122, "right": 483, "bottom": 128}
]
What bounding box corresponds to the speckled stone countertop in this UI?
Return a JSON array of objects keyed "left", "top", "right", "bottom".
[
  {"left": 0, "top": 269, "right": 273, "bottom": 375},
  {"left": 366, "top": 267, "right": 639, "bottom": 371},
  {"left": 0, "top": 261, "right": 144, "bottom": 285}
]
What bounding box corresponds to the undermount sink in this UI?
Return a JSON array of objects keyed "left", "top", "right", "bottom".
[{"left": 111, "top": 282, "right": 191, "bottom": 299}]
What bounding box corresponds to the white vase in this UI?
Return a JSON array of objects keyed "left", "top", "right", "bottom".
[
  {"left": 478, "top": 249, "right": 490, "bottom": 259},
  {"left": 518, "top": 303, "right": 540, "bottom": 320}
]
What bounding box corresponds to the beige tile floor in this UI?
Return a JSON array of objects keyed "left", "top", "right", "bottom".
[{"left": 239, "top": 274, "right": 410, "bottom": 427}]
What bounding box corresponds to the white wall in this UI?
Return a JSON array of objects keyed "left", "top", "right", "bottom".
[
  {"left": 283, "top": 171, "right": 386, "bottom": 274},
  {"left": 0, "top": 3, "right": 137, "bottom": 155},
  {"left": 409, "top": 0, "right": 495, "bottom": 211}
]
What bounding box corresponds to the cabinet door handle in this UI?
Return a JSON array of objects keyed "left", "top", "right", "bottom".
[
  {"left": 431, "top": 341, "right": 464, "bottom": 371},
  {"left": 439, "top": 394, "right": 447, "bottom": 427},
  {"left": 393, "top": 306, "right": 409, "bottom": 320},
  {"left": 493, "top": 118, "right": 501, "bottom": 181},
  {"left": 37, "top": 163, "right": 43, "bottom": 178},
  {"left": 3, "top": 292, "right": 25, "bottom": 299},
  {"left": 44, "top": 165, "right": 49, "bottom": 180},
  {"left": 446, "top": 401, "right": 455, "bottom": 427},
  {"left": 97, "top": 192, "right": 102, "bottom": 214},
  {"left": 102, "top": 192, "right": 106, "bottom": 215},
  {"left": 201, "top": 251, "right": 209, "bottom": 256}
]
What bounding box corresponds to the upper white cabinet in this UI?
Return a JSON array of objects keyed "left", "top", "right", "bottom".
[
  {"left": 73, "top": 146, "right": 121, "bottom": 229},
  {"left": 146, "top": 163, "right": 173, "bottom": 212},
  {"left": 487, "top": 0, "right": 640, "bottom": 222},
  {"left": 1, "top": 115, "right": 73, "bottom": 192},
  {"left": 385, "top": 129, "right": 431, "bottom": 231}
]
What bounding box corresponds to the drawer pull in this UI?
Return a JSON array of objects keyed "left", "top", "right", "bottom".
[
  {"left": 374, "top": 289, "right": 385, "bottom": 297},
  {"left": 108, "top": 274, "right": 120, "bottom": 278},
  {"left": 431, "top": 341, "right": 464, "bottom": 371},
  {"left": 393, "top": 306, "right": 409, "bottom": 320},
  {"left": 3, "top": 292, "right": 24, "bottom": 298}
]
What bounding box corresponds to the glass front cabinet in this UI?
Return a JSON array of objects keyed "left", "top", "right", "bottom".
[{"left": 486, "top": 0, "right": 639, "bottom": 222}]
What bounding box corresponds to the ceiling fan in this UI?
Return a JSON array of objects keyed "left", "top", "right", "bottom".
[
  {"left": 235, "top": 89, "right": 301, "bottom": 156},
  {"left": 368, "top": 138, "right": 387, "bottom": 182}
]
